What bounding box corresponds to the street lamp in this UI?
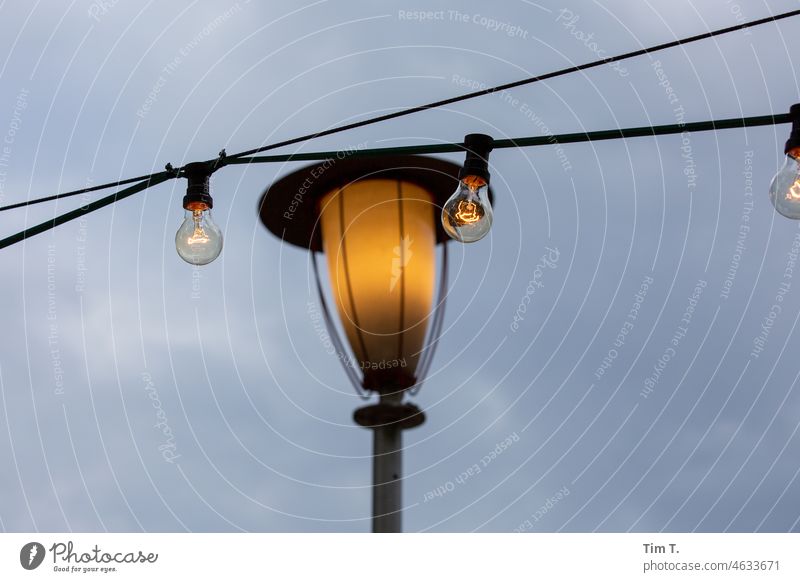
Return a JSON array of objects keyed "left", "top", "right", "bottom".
[{"left": 258, "top": 154, "right": 491, "bottom": 532}]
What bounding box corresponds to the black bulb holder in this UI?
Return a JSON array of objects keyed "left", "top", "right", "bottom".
[
  {"left": 458, "top": 133, "right": 493, "bottom": 182},
  {"left": 785, "top": 104, "right": 800, "bottom": 154},
  {"left": 182, "top": 161, "right": 216, "bottom": 210}
]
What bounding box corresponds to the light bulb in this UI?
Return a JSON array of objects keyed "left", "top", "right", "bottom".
[
  {"left": 175, "top": 207, "right": 222, "bottom": 265},
  {"left": 441, "top": 133, "right": 494, "bottom": 243},
  {"left": 769, "top": 150, "right": 800, "bottom": 219},
  {"left": 441, "top": 174, "right": 493, "bottom": 242},
  {"left": 175, "top": 161, "right": 223, "bottom": 265},
  {"left": 769, "top": 104, "right": 800, "bottom": 219}
]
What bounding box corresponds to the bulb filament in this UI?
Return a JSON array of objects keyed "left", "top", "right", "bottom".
[
  {"left": 454, "top": 199, "right": 483, "bottom": 224},
  {"left": 787, "top": 180, "right": 800, "bottom": 201},
  {"left": 187, "top": 209, "right": 210, "bottom": 244}
]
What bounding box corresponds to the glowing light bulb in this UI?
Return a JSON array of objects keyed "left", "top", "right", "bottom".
[
  {"left": 442, "top": 174, "right": 493, "bottom": 242},
  {"left": 175, "top": 161, "right": 223, "bottom": 265},
  {"left": 441, "top": 133, "right": 494, "bottom": 243},
  {"left": 175, "top": 206, "right": 222, "bottom": 265},
  {"left": 769, "top": 104, "right": 800, "bottom": 220},
  {"left": 769, "top": 150, "right": 800, "bottom": 219}
]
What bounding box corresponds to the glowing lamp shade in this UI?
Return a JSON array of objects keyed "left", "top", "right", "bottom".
[
  {"left": 319, "top": 180, "right": 435, "bottom": 390},
  {"left": 259, "top": 156, "right": 493, "bottom": 395}
]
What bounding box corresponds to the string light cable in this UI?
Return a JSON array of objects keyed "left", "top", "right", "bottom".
[{"left": 0, "top": 8, "right": 797, "bottom": 252}]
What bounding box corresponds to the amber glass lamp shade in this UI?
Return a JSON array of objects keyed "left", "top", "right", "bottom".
[{"left": 318, "top": 180, "right": 436, "bottom": 391}]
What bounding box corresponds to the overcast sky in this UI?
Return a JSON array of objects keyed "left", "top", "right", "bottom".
[{"left": 0, "top": 0, "right": 799, "bottom": 533}]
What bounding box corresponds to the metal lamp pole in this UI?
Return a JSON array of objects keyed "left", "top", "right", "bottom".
[{"left": 354, "top": 392, "right": 425, "bottom": 533}]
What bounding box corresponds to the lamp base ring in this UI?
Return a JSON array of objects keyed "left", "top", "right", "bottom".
[{"left": 354, "top": 402, "right": 425, "bottom": 430}]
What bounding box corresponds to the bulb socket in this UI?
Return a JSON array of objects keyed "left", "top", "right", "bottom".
[
  {"left": 785, "top": 103, "right": 800, "bottom": 155},
  {"left": 182, "top": 162, "right": 213, "bottom": 210},
  {"left": 458, "top": 133, "right": 493, "bottom": 182}
]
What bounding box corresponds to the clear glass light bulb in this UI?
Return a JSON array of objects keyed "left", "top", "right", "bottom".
[
  {"left": 769, "top": 150, "right": 800, "bottom": 219},
  {"left": 175, "top": 207, "right": 223, "bottom": 265},
  {"left": 441, "top": 175, "right": 493, "bottom": 243}
]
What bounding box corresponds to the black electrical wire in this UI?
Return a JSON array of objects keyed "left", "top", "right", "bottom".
[
  {"left": 0, "top": 173, "right": 173, "bottom": 251},
  {"left": 225, "top": 8, "right": 800, "bottom": 161},
  {"left": 228, "top": 112, "right": 792, "bottom": 165},
  {"left": 0, "top": 9, "right": 796, "bottom": 249},
  {"left": 0, "top": 170, "right": 176, "bottom": 213},
  {"left": 0, "top": 112, "right": 792, "bottom": 250},
  {"left": 3, "top": 7, "right": 796, "bottom": 216}
]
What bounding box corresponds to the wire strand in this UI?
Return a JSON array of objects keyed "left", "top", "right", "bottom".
[
  {"left": 0, "top": 10, "right": 797, "bottom": 248},
  {"left": 0, "top": 173, "right": 174, "bottom": 250},
  {"left": 226, "top": 112, "right": 792, "bottom": 165},
  {"left": 2, "top": 10, "right": 796, "bottom": 216},
  {"left": 225, "top": 8, "right": 800, "bottom": 160},
  {"left": 0, "top": 170, "right": 172, "bottom": 213},
  {"left": 6, "top": 112, "right": 790, "bottom": 216},
  {"left": 0, "top": 112, "right": 791, "bottom": 250}
]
